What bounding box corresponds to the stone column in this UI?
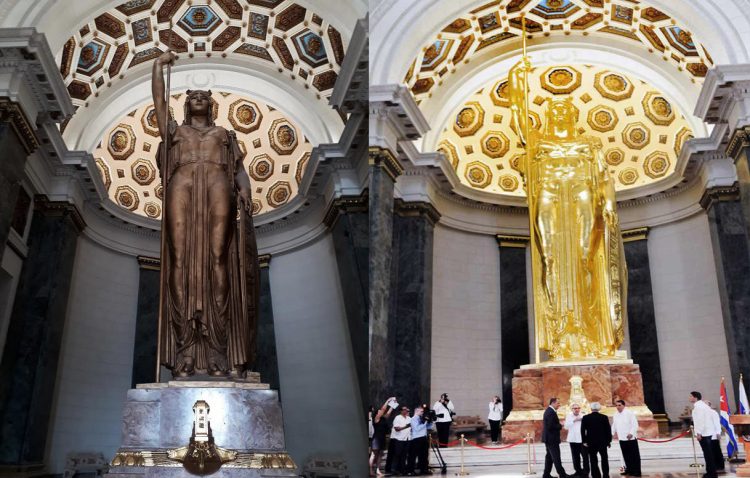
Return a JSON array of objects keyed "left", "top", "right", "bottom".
[
  {"left": 497, "top": 235, "right": 530, "bottom": 418},
  {"left": 131, "top": 256, "right": 160, "bottom": 387},
  {"left": 368, "top": 147, "right": 403, "bottom": 406},
  {"left": 326, "top": 194, "right": 369, "bottom": 409},
  {"left": 256, "top": 254, "right": 281, "bottom": 392},
  {"left": 0, "top": 99, "right": 37, "bottom": 249},
  {"left": 389, "top": 200, "right": 439, "bottom": 409},
  {"left": 701, "top": 185, "right": 750, "bottom": 396},
  {"left": 622, "top": 228, "right": 666, "bottom": 415},
  {"left": 0, "top": 197, "right": 83, "bottom": 469}
]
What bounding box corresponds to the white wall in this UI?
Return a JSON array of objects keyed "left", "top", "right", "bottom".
[
  {"left": 431, "top": 224, "right": 502, "bottom": 419},
  {"left": 269, "top": 232, "right": 367, "bottom": 476},
  {"left": 648, "top": 212, "right": 734, "bottom": 419},
  {"left": 47, "top": 236, "right": 140, "bottom": 473}
]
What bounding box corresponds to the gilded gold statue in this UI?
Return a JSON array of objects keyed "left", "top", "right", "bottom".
[
  {"left": 508, "top": 57, "right": 627, "bottom": 361},
  {"left": 153, "top": 51, "right": 259, "bottom": 378}
]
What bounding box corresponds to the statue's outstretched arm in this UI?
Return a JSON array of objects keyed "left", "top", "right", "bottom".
[{"left": 152, "top": 51, "right": 177, "bottom": 141}]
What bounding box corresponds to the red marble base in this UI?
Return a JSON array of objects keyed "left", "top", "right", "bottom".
[{"left": 502, "top": 362, "right": 658, "bottom": 443}]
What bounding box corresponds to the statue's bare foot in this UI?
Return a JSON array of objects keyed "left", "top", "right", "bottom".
[{"left": 174, "top": 356, "right": 195, "bottom": 378}]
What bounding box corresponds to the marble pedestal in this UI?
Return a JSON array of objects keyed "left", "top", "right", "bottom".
[
  {"left": 503, "top": 362, "right": 658, "bottom": 443},
  {"left": 106, "top": 379, "right": 297, "bottom": 477}
]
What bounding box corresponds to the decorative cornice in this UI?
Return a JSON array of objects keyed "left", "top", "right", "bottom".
[
  {"left": 622, "top": 227, "right": 649, "bottom": 243},
  {"left": 369, "top": 146, "right": 404, "bottom": 182},
  {"left": 0, "top": 98, "right": 38, "bottom": 153},
  {"left": 34, "top": 195, "right": 86, "bottom": 233},
  {"left": 496, "top": 234, "right": 530, "bottom": 248},
  {"left": 699, "top": 183, "right": 740, "bottom": 211},
  {"left": 393, "top": 198, "right": 441, "bottom": 226},
  {"left": 726, "top": 127, "right": 750, "bottom": 162},
  {"left": 323, "top": 192, "right": 369, "bottom": 229},
  {"left": 137, "top": 255, "right": 160, "bottom": 271},
  {"left": 258, "top": 254, "right": 272, "bottom": 269}
]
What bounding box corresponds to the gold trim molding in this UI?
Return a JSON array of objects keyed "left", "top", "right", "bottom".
[
  {"left": 496, "top": 234, "right": 530, "bottom": 248},
  {"left": 622, "top": 227, "right": 649, "bottom": 243},
  {"left": 700, "top": 183, "right": 740, "bottom": 210},
  {"left": 0, "top": 98, "right": 38, "bottom": 154},
  {"left": 34, "top": 195, "right": 86, "bottom": 233},
  {"left": 258, "top": 254, "right": 272, "bottom": 269},
  {"left": 726, "top": 126, "right": 750, "bottom": 162},
  {"left": 393, "top": 199, "right": 441, "bottom": 225},
  {"left": 368, "top": 146, "right": 404, "bottom": 182},
  {"left": 323, "top": 192, "right": 368, "bottom": 229},
  {"left": 137, "top": 256, "right": 160, "bottom": 270}
]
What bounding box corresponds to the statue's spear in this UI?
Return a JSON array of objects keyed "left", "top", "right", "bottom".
[{"left": 156, "top": 22, "right": 174, "bottom": 383}]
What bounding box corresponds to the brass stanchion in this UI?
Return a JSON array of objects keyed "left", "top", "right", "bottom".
[
  {"left": 456, "top": 434, "right": 470, "bottom": 476},
  {"left": 523, "top": 432, "right": 537, "bottom": 475},
  {"left": 689, "top": 425, "right": 703, "bottom": 477}
]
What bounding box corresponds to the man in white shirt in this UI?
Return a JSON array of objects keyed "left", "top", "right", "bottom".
[
  {"left": 612, "top": 400, "right": 641, "bottom": 476},
  {"left": 391, "top": 406, "right": 412, "bottom": 475},
  {"left": 691, "top": 391, "right": 717, "bottom": 478},
  {"left": 433, "top": 393, "right": 455, "bottom": 448},
  {"left": 565, "top": 403, "right": 589, "bottom": 478}
]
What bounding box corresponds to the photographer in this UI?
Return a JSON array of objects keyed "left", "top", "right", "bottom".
[
  {"left": 433, "top": 393, "right": 455, "bottom": 448},
  {"left": 407, "top": 406, "right": 434, "bottom": 476},
  {"left": 488, "top": 396, "right": 503, "bottom": 444},
  {"left": 369, "top": 397, "right": 395, "bottom": 477}
]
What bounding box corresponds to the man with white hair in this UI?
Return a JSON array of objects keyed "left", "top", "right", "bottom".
[
  {"left": 582, "top": 402, "right": 611, "bottom": 478},
  {"left": 565, "top": 403, "right": 589, "bottom": 478}
]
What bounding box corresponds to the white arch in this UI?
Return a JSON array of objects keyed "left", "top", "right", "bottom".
[
  {"left": 63, "top": 57, "right": 343, "bottom": 154},
  {"left": 370, "top": 0, "right": 750, "bottom": 87}
]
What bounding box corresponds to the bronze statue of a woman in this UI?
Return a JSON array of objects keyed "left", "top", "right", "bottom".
[{"left": 153, "top": 51, "right": 259, "bottom": 378}]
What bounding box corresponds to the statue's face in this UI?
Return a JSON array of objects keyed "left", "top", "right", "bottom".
[
  {"left": 188, "top": 92, "right": 210, "bottom": 116},
  {"left": 548, "top": 101, "right": 575, "bottom": 129}
]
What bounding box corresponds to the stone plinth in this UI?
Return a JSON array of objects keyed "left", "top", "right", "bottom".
[
  {"left": 503, "top": 362, "right": 658, "bottom": 443},
  {"left": 106, "top": 381, "right": 297, "bottom": 477}
]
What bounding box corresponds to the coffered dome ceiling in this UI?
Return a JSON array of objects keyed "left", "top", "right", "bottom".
[
  {"left": 404, "top": 0, "right": 711, "bottom": 104},
  {"left": 56, "top": 0, "right": 346, "bottom": 107},
  {"left": 437, "top": 64, "right": 693, "bottom": 196},
  {"left": 94, "top": 91, "right": 312, "bottom": 219}
]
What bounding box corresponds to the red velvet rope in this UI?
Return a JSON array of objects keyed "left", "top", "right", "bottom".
[{"left": 637, "top": 429, "right": 690, "bottom": 443}]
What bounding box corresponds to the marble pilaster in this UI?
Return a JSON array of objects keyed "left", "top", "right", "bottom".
[
  {"left": 702, "top": 185, "right": 750, "bottom": 397},
  {"left": 327, "top": 195, "right": 369, "bottom": 409},
  {"left": 368, "top": 147, "right": 402, "bottom": 406},
  {"left": 0, "top": 197, "right": 83, "bottom": 467},
  {"left": 0, "top": 100, "right": 36, "bottom": 249},
  {"left": 389, "top": 200, "right": 439, "bottom": 409},
  {"left": 255, "top": 255, "right": 280, "bottom": 393},
  {"left": 497, "top": 235, "right": 530, "bottom": 418},
  {"left": 131, "top": 257, "right": 161, "bottom": 388},
  {"left": 623, "top": 229, "right": 666, "bottom": 414}
]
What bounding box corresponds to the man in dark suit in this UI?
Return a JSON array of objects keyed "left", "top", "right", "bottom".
[
  {"left": 543, "top": 397, "right": 570, "bottom": 478},
  {"left": 581, "top": 402, "right": 612, "bottom": 478}
]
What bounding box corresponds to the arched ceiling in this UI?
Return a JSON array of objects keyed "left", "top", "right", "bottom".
[
  {"left": 404, "top": 0, "right": 712, "bottom": 105},
  {"left": 56, "top": 0, "right": 346, "bottom": 107},
  {"left": 437, "top": 64, "right": 692, "bottom": 197},
  {"left": 94, "top": 90, "right": 312, "bottom": 219}
]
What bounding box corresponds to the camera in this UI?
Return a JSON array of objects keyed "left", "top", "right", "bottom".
[{"left": 423, "top": 409, "right": 438, "bottom": 422}]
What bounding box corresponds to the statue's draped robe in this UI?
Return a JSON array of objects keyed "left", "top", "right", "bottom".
[
  {"left": 525, "top": 136, "right": 627, "bottom": 360},
  {"left": 157, "top": 121, "right": 260, "bottom": 374}
]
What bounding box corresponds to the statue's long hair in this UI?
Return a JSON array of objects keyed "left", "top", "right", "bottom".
[{"left": 183, "top": 89, "right": 215, "bottom": 126}]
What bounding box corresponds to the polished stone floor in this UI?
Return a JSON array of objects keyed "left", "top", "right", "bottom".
[{"left": 378, "top": 436, "right": 743, "bottom": 477}]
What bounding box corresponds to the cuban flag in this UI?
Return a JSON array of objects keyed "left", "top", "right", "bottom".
[
  {"left": 740, "top": 374, "right": 750, "bottom": 415},
  {"left": 721, "top": 378, "right": 739, "bottom": 458}
]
